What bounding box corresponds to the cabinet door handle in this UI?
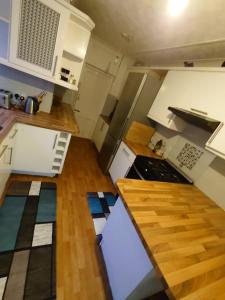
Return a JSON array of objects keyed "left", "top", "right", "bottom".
[
  {"left": 207, "top": 122, "right": 224, "bottom": 145},
  {"left": 53, "top": 55, "right": 58, "bottom": 77},
  {"left": 53, "top": 134, "right": 58, "bottom": 150},
  {"left": 8, "top": 147, "right": 13, "bottom": 165},
  {"left": 190, "top": 108, "right": 208, "bottom": 116},
  {"left": 122, "top": 148, "right": 130, "bottom": 157},
  {"left": 0, "top": 145, "right": 8, "bottom": 159},
  {"left": 10, "top": 129, "right": 18, "bottom": 139},
  {"left": 100, "top": 122, "right": 105, "bottom": 131}
]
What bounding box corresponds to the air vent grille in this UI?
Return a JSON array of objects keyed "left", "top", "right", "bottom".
[{"left": 18, "top": 0, "right": 60, "bottom": 70}]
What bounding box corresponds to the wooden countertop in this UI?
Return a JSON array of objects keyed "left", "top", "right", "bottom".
[
  {"left": 0, "top": 102, "right": 79, "bottom": 143},
  {"left": 124, "top": 139, "right": 163, "bottom": 159},
  {"left": 117, "top": 179, "right": 225, "bottom": 300}
]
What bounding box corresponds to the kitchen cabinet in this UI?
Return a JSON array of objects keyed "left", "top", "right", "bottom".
[
  {"left": 0, "top": 0, "right": 95, "bottom": 90},
  {"left": 12, "top": 123, "right": 71, "bottom": 176},
  {"left": 109, "top": 141, "right": 136, "bottom": 184},
  {"left": 205, "top": 123, "right": 225, "bottom": 159},
  {"left": 10, "top": 0, "right": 70, "bottom": 78},
  {"left": 100, "top": 197, "right": 163, "bottom": 300},
  {"left": 148, "top": 70, "right": 225, "bottom": 131},
  {"left": 0, "top": 124, "right": 18, "bottom": 197},
  {"left": 92, "top": 116, "right": 109, "bottom": 152}
]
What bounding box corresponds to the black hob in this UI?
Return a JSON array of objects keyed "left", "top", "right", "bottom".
[{"left": 126, "top": 155, "right": 191, "bottom": 184}]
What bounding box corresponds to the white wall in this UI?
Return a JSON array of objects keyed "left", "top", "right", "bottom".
[
  {"left": 85, "top": 35, "right": 134, "bottom": 98},
  {"left": 150, "top": 123, "right": 225, "bottom": 210},
  {"left": 0, "top": 64, "right": 54, "bottom": 112}
]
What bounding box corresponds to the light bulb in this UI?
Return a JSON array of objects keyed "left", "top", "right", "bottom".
[{"left": 168, "top": 0, "right": 188, "bottom": 16}]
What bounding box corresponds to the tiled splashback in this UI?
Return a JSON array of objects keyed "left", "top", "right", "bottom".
[
  {"left": 176, "top": 143, "right": 204, "bottom": 170},
  {"left": 167, "top": 136, "right": 215, "bottom": 182}
]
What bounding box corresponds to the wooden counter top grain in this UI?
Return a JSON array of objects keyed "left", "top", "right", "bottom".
[
  {"left": 0, "top": 102, "right": 79, "bottom": 143},
  {"left": 124, "top": 121, "right": 163, "bottom": 159},
  {"left": 116, "top": 179, "right": 225, "bottom": 300},
  {"left": 124, "top": 139, "right": 163, "bottom": 159}
]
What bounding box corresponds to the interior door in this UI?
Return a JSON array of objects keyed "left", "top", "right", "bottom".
[
  {"left": 74, "top": 64, "right": 113, "bottom": 139},
  {"left": 10, "top": 0, "right": 69, "bottom": 77}
]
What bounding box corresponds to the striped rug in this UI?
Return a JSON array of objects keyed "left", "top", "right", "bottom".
[{"left": 0, "top": 181, "right": 56, "bottom": 300}]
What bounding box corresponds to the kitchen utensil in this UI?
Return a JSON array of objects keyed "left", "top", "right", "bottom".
[{"left": 24, "top": 96, "right": 39, "bottom": 114}]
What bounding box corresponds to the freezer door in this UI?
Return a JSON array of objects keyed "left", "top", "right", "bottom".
[
  {"left": 97, "top": 133, "right": 118, "bottom": 174},
  {"left": 109, "top": 72, "right": 145, "bottom": 139}
]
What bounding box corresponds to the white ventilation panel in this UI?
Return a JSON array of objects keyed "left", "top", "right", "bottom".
[{"left": 18, "top": 0, "right": 60, "bottom": 70}]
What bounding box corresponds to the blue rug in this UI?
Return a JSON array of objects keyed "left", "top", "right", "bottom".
[
  {"left": 0, "top": 181, "right": 56, "bottom": 300},
  {"left": 87, "top": 192, "right": 117, "bottom": 237}
]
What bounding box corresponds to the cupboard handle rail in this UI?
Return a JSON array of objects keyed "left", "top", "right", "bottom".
[
  {"left": 8, "top": 147, "right": 13, "bottom": 165},
  {"left": 122, "top": 148, "right": 130, "bottom": 157},
  {"left": 53, "top": 55, "right": 58, "bottom": 76},
  {"left": 53, "top": 134, "right": 58, "bottom": 150},
  {"left": 0, "top": 145, "right": 8, "bottom": 159},
  {"left": 207, "top": 122, "right": 224, "bottom": 145},
  {"left": 190, "top": 108, "right": 208, "bottom": 115},
  {"left": 10, "top": 129, "right": 18, "bottom": 139}
]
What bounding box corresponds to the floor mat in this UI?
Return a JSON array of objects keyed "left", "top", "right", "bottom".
[
  {"left": 0, "top": 181, "right": 56, "bottom": 300},
  {"left": 87, "top": 192, "right": 117, "bottom": 238}
]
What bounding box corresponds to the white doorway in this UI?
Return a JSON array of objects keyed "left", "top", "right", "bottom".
[{"left": 74, "top": 64, "right": 113, "bottom": 139}]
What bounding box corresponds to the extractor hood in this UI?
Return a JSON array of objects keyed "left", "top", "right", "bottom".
[{"left": 168, "top": 107, "right": 221, "bottom": 133}]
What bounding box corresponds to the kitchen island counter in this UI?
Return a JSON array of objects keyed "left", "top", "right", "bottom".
[
  {"left": 116, "top": 178, "right": 225, "bottom": 300},
  {"left": 0, "top": 102, "right": 79, "bottom": 142}
]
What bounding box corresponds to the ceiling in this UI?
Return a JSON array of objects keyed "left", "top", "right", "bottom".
[{"left": 75, "top": 0, "right": 225, "bottom": 65}]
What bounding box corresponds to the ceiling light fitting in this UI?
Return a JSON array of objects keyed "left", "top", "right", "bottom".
[{"left": 168, "top": 0, "right": 188, "bottom": 16}]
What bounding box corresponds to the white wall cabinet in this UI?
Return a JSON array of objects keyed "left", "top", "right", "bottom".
[
  {"left": 148, "top": 70, "right": 225, "bottom": 132},
  {"left": 109, "top": 141, "right": 136, "bottom": 184},
  {"left": 0, "top": 124, "right": 18, "bottom": 197},
  {"left": 10, "top": 0, "right": 70, "bottom": 78},
  {"left": 0, "top": 0, "right": 95, "bottom": 90},
  {"left": 92, "top": 116, "right": 109, "bottom": 152},
  {"left": 205, "top": 123, "right": 225, "bottom": 159}
]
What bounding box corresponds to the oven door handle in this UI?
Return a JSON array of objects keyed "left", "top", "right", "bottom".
[{"left": 132, "top": 164, "right": 145, "bottom": 180}]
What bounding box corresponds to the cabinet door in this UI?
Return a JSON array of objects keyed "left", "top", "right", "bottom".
[
  {"left": 0, "top": 142, "right": 11, "bottom": 197},
  {"left": 101, "top": 197, "right": 156, "bottom": 300},
  {"left": 13, "top": 124, "right": 58, "bottom": 174},
  {"left": 10, "top": 0, "right": 69, "bottom": 77},
  {"left": 109, "top": 142, "right": 136, "bottom": 184},
  {"left": 205, "top": 123, "right": 225, "bottom": 159},
  {"left": 92, "top": 117, "right": 109, "bottom": 152}
]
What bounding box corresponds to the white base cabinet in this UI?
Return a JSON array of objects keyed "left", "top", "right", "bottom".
[
  {"left": 0, "top": 124, "right": 18, "bottom": 197},
  {"left": 13, "top": 124, "right": 71, "bottom": 176},
  {"left": 92, "top": 116, "right": 109, "bottom": 152},
  {"left": 101, "top": 197, "right": 163, "bottom": 300},
  {"left": 109, "top": 141, "right": 136, "bottom": 184}
]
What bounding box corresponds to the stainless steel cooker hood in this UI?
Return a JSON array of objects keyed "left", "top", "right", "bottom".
[{"left": 168, "top": 106, "right": 221, "bottom": 133}]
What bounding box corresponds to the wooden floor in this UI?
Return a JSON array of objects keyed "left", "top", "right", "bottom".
[{"left": 10, "top": 137, "right": 116, "bottom": 300}]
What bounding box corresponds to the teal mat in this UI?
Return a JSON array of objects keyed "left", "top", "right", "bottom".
[
  {"left": 0, "top": 196, "right": 26, "bottom": 252},
  {"left": 36, "top": 189, "right": 56, "bottom": 223}
]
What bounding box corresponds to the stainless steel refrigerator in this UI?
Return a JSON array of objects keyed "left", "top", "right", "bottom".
[{"left": 98, "top": 71, "right": 162, "bottom": 173}]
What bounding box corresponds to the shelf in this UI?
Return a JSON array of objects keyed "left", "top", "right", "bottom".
[
  {"left": 55, "top": 153, "right": 63, "bottom": 159},
  {"left": 58, "top": 137, "right": 68, "bottom": 143},
  {"left": 55, "top": 78, "right": 78, "bottom": 91},
  {"left": 0, "top": 16, "right": 10, "bottom": 23},
  {"left": 52, "top": 162, "right": 61, "bottom": 167},
  {"left": 56, "top": 146, "right": 66, "bottom": 151}
]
